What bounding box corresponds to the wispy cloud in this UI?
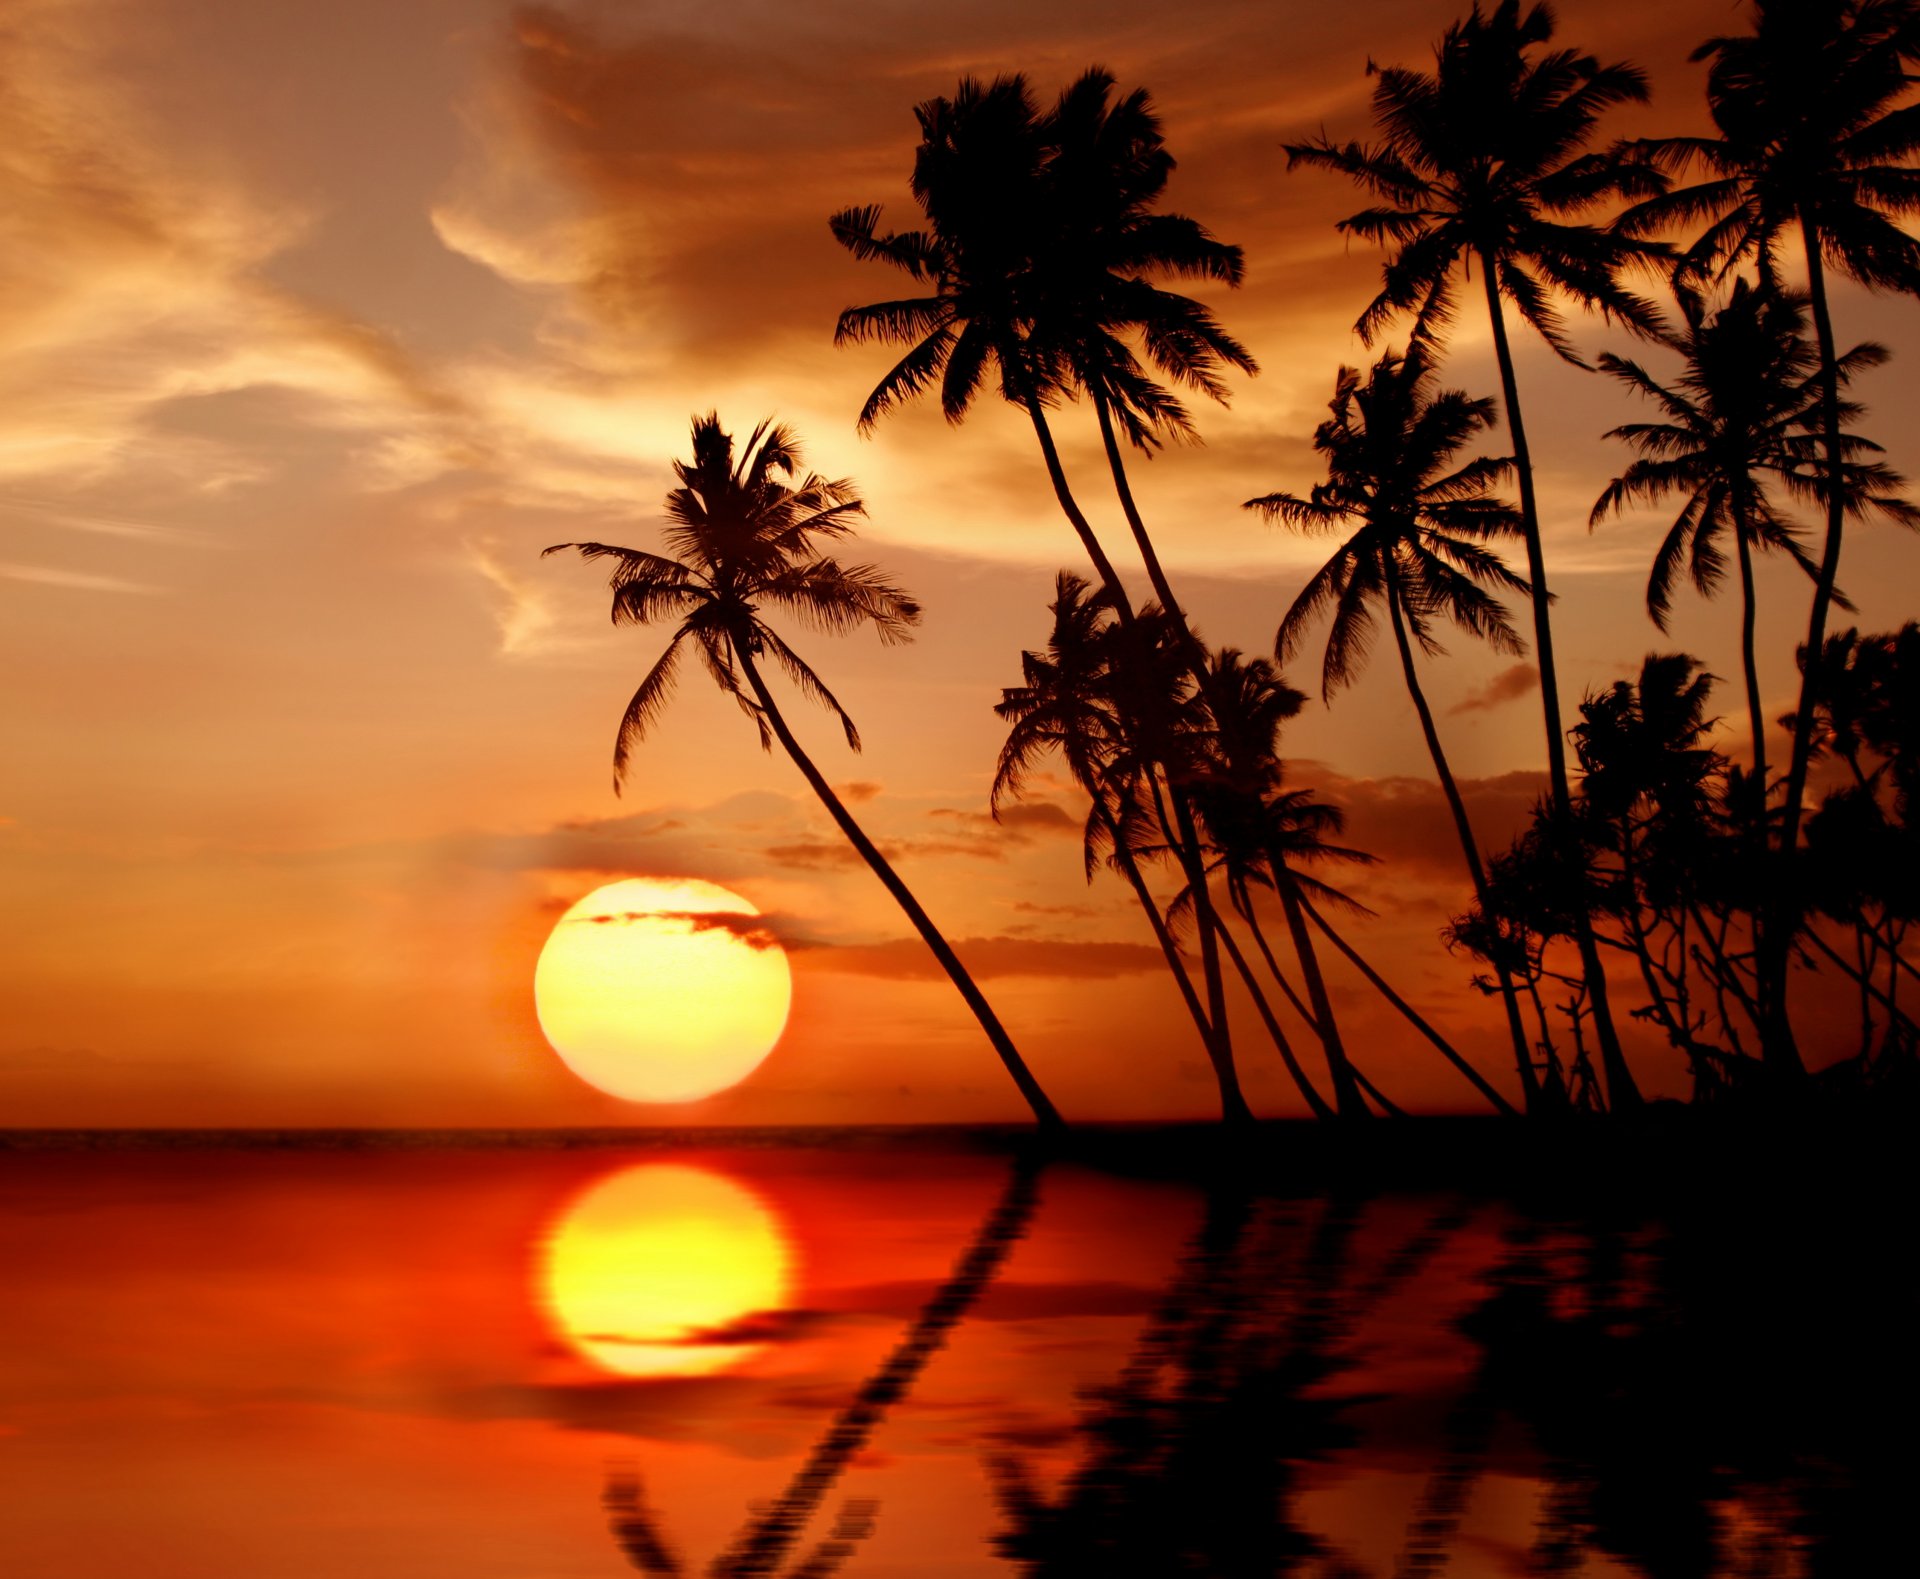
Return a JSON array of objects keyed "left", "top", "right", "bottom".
[{"left": 0, "top": 561, "right": 161, "bottom": 594}]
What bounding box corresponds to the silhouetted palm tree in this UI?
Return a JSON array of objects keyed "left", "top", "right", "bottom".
[
  {"left": 832, "top": 69, "right": 1253, "bottom": 620},
  {"left": 1617, "top": 0, "right": 1920, "bottom": 1074},
  {"left": 1286, "top": 0, "right": 1664, "bottom": 1108},
  {"left": 835, "top": 72, "right": 1268, "bottom": 1092},
  {"left": 1591, "top": 278, "right": 1841, "bottom": 799},
  {"left": 1249, "top": 346, "right": 1543, "bottom": 1107},
  {"left": 548, "top": 415, "right": 1062, "bottom": 1129},
  {"left": 994, "top": 574, "right": 1256, "bottom": 1122},
  {"left": 1186, "top": 649, "right": 1373, "bottom": 1117}
]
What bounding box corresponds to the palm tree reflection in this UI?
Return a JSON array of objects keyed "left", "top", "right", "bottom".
[
  {"left": 595, "top": 1171, "right": 1909, "bottom": 1577},
  {"left": 601, "top": 1159, "right": 1042, "bottom": 1578}
]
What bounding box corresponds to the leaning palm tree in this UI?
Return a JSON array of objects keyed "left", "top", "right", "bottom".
[
  {"left": 547, "top": 415, "right": 1062, "bottom": 1130},
  {"left": 1284, "top": 0, "right": 1664, "bottom": 1109},
  {"left": 994, "top": 574, "right": 1256, "bottom": 1123},
  {"left": 1249, "top": 349, "right": 1544, "bottom": 1107},
  {"left": 1615, "top": 0, "right": 1920, "bottom": 1077},
  {"left": 833, "top": 72, "right": 1261, "bottom": 1070}
]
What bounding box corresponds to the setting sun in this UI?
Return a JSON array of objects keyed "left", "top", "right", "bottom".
[{"left": 533, "top": 878, "right": 792, "bottom": 1103}]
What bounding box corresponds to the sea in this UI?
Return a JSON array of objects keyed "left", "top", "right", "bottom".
[{"left": 0, "top": 1122, "right": 1908, "bottom": 1576}]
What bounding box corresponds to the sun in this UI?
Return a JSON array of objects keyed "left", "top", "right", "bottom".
[
  {"left": 538, "top": 1163, "right": 795, "bottom": 1379},
  {"left": 534, "top": 877, "right": 791, "bottom": 1103}
]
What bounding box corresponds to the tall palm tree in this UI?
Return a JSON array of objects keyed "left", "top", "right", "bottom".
[
  {"left": 1284, "top": 0, "right": 1665, "bottom": 1109},
  {"left": 833, "top": 71, "right": 1263, "bottom": 1078},
  {"left": 1589, "top": 277, "right": 1899, "bottom": 808},
  {"left": 1616, "top": 0, "right": 1920, "bottom": 1076},
  {"left": 547, "top": 415, "right": 1062, "bottom": 1130},
  {"left": 1248, "top": 346, "right": 1544, "bottom": 1108}
]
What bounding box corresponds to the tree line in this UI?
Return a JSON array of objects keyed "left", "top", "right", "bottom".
[{"left": 553, "top": 0, "right": 1920, "bottom": 1126}]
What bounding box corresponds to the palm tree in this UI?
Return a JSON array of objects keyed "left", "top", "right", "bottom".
[
  {"left": 1186, "top": 649, "right": 1374, "bottom": 1117},
  {"left": 831, "top": 69, "right": 1254, "bottom": 623},
  {"left": 994, "top": 574, "right": 1257, "bottom": 1123},
  {"left": 1616, "top": 0, "right": 1920, "bottom": 1076},
  {"left": 1590, "top": 278, "right": 1841, "bottom": 802},
  {"left": 833, "top": 72, "right": 1264, "bottom": 1083},
  {"left": 1248, "top": 346, "right": 1545, "bottom": 1108},
  {"left": 1284, "top": 0, "right": 1665, "bottom": 1109},
  {"left": 547, "top": 415, "right": 1062, "bottom": 1130}
]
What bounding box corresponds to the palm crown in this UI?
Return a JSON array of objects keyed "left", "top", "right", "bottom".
[
  {"left": 832, "top": 68, "right": 1255, "bottom": 445},
  {"left": 1617, "top": 0, "right": 1920, "bottom": 291},
  {"left": 1284, "top": 0, "right": 1667, "bottom": 356},
  {"left": 1588, "top": 278, "right": 1907, "bottom": 625},
  {"left": 1249, "top": 348, "right": 1530, "bottom": 699},
  {"left": 546, "top": 415, "right": 920, "bottom": 788}
]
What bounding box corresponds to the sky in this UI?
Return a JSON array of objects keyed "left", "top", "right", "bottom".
[{"left": 4, "top": 0, "right": 1919, "bottom": 1126}]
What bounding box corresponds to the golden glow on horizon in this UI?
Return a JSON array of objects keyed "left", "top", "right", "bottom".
[
  {"left": 533, "top": 877, "right": 791, "bottom": 1103},
  {"left": 538, "top": 1163, "right": 794, "bottom": 1378}
]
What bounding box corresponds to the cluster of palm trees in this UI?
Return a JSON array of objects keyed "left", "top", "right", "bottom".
[{"left": 551, "top": 0, "right": 1920, "bottom": 1127}]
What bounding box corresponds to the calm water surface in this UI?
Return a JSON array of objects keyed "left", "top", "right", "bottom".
[{"left": 0, "top": 1135, "right": 1907, "bottom": 1576}]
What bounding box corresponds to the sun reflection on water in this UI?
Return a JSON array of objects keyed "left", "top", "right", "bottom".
[{"left": 535, "top": 1162, "right": 795, "bottom": 1379}]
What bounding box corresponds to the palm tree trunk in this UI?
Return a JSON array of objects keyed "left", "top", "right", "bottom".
[
  {"left": 1091, "top": 390, "right": 1361, "bottom": 1118},
  {"left": 1730, "top": 503, "right": 1781, "bottom": 1065},
  {"left": 1213, "top": 900, "right": 1335, "bottom": 1117},
  {"left": 1107, "top": 811, "right": 1250, "bottom": 1120},
  {"left": 1766, "top": 214, "right": 1849, "bottom": 1082},
  {"left": 734, "top": 645, "right": 1064, "bottom": 1130},
  {"left": 1383, "top": 563, "right": 1543, "bottom": 1110},
  {"left": 1146, "top": 775, "right": 1251, "bottom": 1124},
  {"left": 1478, "top": 251, "right": 1641, "bottom": 1111},
  {"left": 1023, "top": 397, "right": 1135, "bottom": 618},
  {"left": 1299, "top": 893, "right": 1519, "bottom": 1116},
  {"left": 1093, "top": 392, "right": 1188, "bottom": 623},
  {"left": 1023, "top": 396, "right": 1256, "bottom": 1122},
  {"left": 1731, "top": 509, "right": 1769, "bottom": 799},
  {"left": 1269, "top": 859, "right": 1369, "bottom": 1117}
]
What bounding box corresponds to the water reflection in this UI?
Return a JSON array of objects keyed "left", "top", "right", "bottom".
[
  {"left": 603, "top": 1160, "right": 1042, "bottom": 1577},
  {"left": 537, "top": 1163, "right": 795, "bottom": 1379},
  {"left": 0, "top": 1141, "right": 1910, "bottom": 1576}
]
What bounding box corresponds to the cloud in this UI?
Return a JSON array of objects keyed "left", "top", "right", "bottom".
[
  {"left": 816, "top": 936, "right": 1173, "bottom": 981},
  {"left": 565, "top": 907, "right": 824, "bottom": 954},
  {"left": 0, "top": 561, "right": 161, "bottom": 594},
  {"left": 1448, "top": 662, "right": 1541, "bottom": 716},
  {"left": 1320, "top": 770, "right": 1548, "bottom": 880}
]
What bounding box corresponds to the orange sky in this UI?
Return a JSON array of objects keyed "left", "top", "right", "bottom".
[{"left": 4, "top": 0, "right": 1919, "bottom": 1125}]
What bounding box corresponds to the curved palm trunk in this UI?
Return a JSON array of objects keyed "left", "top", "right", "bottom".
[
  {"left": 1213, "top": 899, "right": 1335, "bottom": 1117},
  {"left": 1023, "top": 398, "right": 1136, "bottom": 618},
  {"left": 1108, "top": 810, "right": 1251, "bottom": 1122},
  {"left": 1731, "top": 510, "right": 1769, "bottom": 800},
  {"left": 1092, "top": 392, "right": 1364, "bottom": 1116},
  {"left": 1147, "top": 775, "right": 1250, "bottom": 1124},
  {"left": 1023, "top": 395, "right": 1256, "bottom": 1122},
  {"left": 1383, "top": 565, "right": 1544, "bottom": 1111},
  {"left": 1093, "top": 392, "right": 1188, "bottom": 623},
  {"left": 1765, "top": 215, "right": 1849, "bottom": 1082},
  {"left": 1270, "top": 861, "right": 1369, "bottom": 1117},
  {"left": 734, "top": 646, "right": 1064, "bottom": 1130},
  {"left": 1478, "top": 252, "right": 1641, "bottom": 1112},
  {"left": 1299, "top": 893, "right": 1519, "bottom": 1116}
]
